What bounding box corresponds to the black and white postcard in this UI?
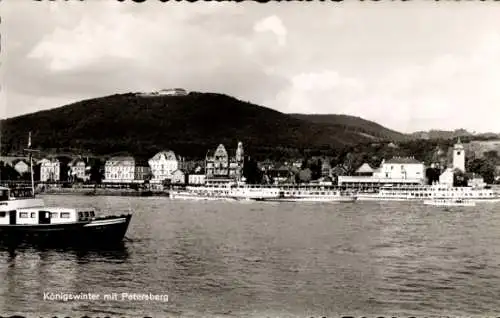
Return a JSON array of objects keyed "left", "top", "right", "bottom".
[{"left": 1, "top": 1, "right": 500, "bottom": 317}]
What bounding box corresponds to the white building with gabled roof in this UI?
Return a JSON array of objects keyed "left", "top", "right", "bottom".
[
  {"left": 148, "top": 150, "right": 182, "bottom": 183},
  {"left": 39, "top": 158, "right": 61, "bottom": 182},
  {"left": 374, "top": 156, "right": 424, "bottom": 180},
  {"left": 355, "top": 163, "right": 374, "bottom": 175},
  {"left": 338, "top": 156, "right": 425, "bottom": 188}
]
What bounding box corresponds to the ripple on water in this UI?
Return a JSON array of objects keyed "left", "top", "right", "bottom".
[{"left": 1, "top": 196, "right": 500, "bottom": 317}]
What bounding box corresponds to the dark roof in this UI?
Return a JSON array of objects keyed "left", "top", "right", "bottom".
[
  {"left": 135, "top": 159, "right": 149, "bottom": 167},
  {"left": 385, "top": 157, "right": 422, "bottom": 164}
]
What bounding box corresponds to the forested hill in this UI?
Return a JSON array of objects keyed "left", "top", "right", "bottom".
[
  {"left": 1, "top": 92, "right": 409, "bottom": 159},
  {"left": 290, "top": 114, "right": 409, "bottom": 142}
]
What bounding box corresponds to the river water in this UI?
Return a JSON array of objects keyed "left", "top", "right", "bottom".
[{"left": 1, "top": 195, "right": 500, "bottom": 317}]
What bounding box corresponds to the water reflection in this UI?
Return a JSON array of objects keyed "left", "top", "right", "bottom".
[
  {"left": 0, "top": 243, "right": 130, "bottom": 262},
  {"left": 0, "top": 243, "right": 131, "bottom": 315},
  {"left": 167, "top": 227, "right": 227, "bottom": 290},
  {"left": 3, "top": 195, "right": 500, "bottom": 317}
]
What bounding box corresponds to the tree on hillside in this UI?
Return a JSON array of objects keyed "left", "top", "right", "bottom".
[
  {"left": 453, "top": 169, "right": 468, "bottom": 187},
  {"left": 484, "top": 150, "right": 499, "bottom": 158},
  {"left": 243, "top": 156, "right": 262, "bottom": 184},
  {"left": 33, "top": 164, "right": 41, "bottom": 182},
  {"left": 299, "top": 168, "right": 312, "bottom": 183},
  {"left": 0, "top": 162, "right": 20, "bottom": 181},
  {"left": 309, "top": 158, "right": 322, "bottom": 180},
  {"left": 89, "top": 159, "right": 104, "bottom": 184},
  {"left": 466, "top": 157, "right": 496, "bottom": 184},
  {"left": 425, "top": 167, "right": 441, "bottom": 185}
]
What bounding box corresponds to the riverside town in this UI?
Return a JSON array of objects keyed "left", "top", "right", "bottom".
[{"left": 2, "top": 134, "right": 500, "bottom": 204}]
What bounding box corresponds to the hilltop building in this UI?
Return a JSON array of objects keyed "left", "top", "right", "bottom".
[
  {"left": 136, "top": 88, "right": 188, "bottom": 97},
  {"left": 157, "top": 88, "right": 188, "bottom": 96}
]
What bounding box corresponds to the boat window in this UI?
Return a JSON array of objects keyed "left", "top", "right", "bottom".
[
  {"left": 30, "top": 212, "right": 36, "bottom": 218},
  {"left": 0, "top": 212, "right": 5, "bottom": 217},
  {"left": 19, "top": 212, "right": 29, "bottom": 218},
  {"left": 78, "top": 212, "right": 83, "bottom": 219},
  {"left": 90, "top": 211, "right": 95, "bottom": 217},
  {"left": 51, "top": 212, "right": 58, "bottom": 218},
  {"left": 0, "top": 190, "right": 9, "bottom": 201},
  {"left": 60, "top": 212, "right": 71, "bottom": 218},
  {"left": 84, "top": 212, "right": 90, "bottom": 217}
]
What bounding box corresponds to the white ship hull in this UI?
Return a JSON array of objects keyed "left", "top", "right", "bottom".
[
  {"left": 356, "top": 184, "right": 500, "bottom": 203},
  {"left": 174, "top": 184, "right": 358, "bottom": 203},
  {"left": 169, "top": 191, "right": 237, "bottom": 201},
  {"left": 256, "top": 196, "right": 356, "bottom": 203},
  {"left": 357, "top": 194, "right": 500, "bottom": 203},
  {"left": 356, "top": 195, "right": 417, "bottom": 202}
]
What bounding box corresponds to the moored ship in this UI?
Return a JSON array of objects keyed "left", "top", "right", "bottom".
[
  {"left": 253, "top": 185, "right": 357, "bottom": 202},
  {"left": 172, "top": 183, "right": 356, "bottom": 203},
  {"left": 356, "top": 184, "right": 500, "bottom": 202},
  {"left": 0, "top": 133, "right": 132, "bottom": 247},
  {"left": 0, "top": 186, "right": 132, "bottom": 247}
]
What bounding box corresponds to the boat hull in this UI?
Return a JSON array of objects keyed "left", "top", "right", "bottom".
[
  {"left": 0, "top": 214, "right": 132, "bottom": 247},
  {"left": 255, "top": 196, "right": 357, "bottom": 203},
  {"left": 357, "top": 195, "right": 500, "bottom": 203},
  {"left": 170, "top": 192, "right": 237, "bottom": 201}
]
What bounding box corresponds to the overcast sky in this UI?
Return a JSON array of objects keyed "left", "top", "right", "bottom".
[{"left": 2, "top": 1, "right": 500, "bottom": 133}]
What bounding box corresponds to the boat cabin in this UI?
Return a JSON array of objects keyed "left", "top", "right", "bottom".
[
  {"left": 0, "top": 207, "right": 96, "bottom": 226},
  {"left": 0, "top": 187, "right": 96, "bottom": 225}
]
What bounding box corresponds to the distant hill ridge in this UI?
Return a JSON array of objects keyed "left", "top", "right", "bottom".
[
  {"left": 409, "top": 129, "right": 500, "bottom": 140},
  {"left": 0, "top": 91, "right": 479, "bottom": 159}
]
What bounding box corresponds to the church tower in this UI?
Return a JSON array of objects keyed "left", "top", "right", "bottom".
[
  {"left": 235, "top": 141, "right": 244, "bottom": 163},
  {"left": 235, "top": 141, "right": 244, "bottom": 181},
  {"left": 452, "top": 137, "right": 465, "bottom": 172}
]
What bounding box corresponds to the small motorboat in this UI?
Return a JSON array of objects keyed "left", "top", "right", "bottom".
[
  {"left": 0, "top": 132, "right": 132, "bottom": 247},
  {"left": 0, "top": 186, "right": 132, "bottom": 247}
]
